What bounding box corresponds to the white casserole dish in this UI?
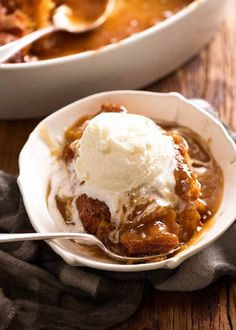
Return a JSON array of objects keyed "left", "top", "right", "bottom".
[
  {"left": 0, "top": 0, "right": 228, "bottom": 119},
  {"left": 18, "top": 91, "right": 236, "bottom": 272}
]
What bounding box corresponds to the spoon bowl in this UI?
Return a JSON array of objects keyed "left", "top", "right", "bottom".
[
  {"left": 0, "top": 0, "right": 115, "bottom": 63},
  {"left": 53, "top": 1, "right": 115, "bottom": 33}
]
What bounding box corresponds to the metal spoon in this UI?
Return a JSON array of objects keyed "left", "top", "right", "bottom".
[
  {"left": 0, "top": 0, "right": 115, "bottom": 64},
  {"left": 0, "top": 232, "right": 178, "bottom": 263}
]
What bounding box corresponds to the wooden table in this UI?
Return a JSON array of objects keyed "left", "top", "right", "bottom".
[{"left": 0, "top": 1, "right": 236, "bottom": 329}]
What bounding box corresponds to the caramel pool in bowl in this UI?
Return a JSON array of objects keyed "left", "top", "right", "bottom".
[{"left": 18, "top": 91, "right": 236, "bottom": 272}]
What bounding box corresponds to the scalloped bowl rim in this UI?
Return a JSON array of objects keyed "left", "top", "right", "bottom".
[{"left": 18, "top": 91, "right": 236, "bottom": 272}]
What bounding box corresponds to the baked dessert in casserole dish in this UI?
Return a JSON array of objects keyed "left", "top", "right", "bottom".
[
  {"left": 0, "top": 0, "right": 193, "bottom": 62},
  {"left": 0, "top": 0, "right": 228, "bottom": 118}
]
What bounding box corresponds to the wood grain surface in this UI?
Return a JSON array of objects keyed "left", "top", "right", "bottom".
[{"left": 0, "top": 0, "right": 236, "bottom": 329}]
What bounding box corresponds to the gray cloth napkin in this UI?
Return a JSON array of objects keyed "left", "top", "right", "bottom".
[{"left": 0, "top": 100, "right": 235, "bottom": 330}]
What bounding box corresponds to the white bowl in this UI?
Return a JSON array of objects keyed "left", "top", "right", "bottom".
[
  {"left": 18, "top": 91, "right": 236, "bottom": 272},
  {"left": 0, "top": 0, "right": 228, "bottom": 119}
]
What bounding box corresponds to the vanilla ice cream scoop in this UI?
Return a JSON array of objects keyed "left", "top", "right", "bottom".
[{"left": 75, "top": 112, "right": 177, "bottom": 194}]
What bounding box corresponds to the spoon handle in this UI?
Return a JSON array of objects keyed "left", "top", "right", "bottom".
[
  {"left": 0, "top": 232, "right": 94, "bottom": 243},
  {"left": 0, "top": 26, "right": 59, "bottom": 64}
]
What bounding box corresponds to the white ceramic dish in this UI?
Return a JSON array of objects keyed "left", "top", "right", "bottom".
[
  {"left": 18, "top": 90, "right": 236, "bottom": 272},
  {"left": 0, "top": 0, "right": 228, "bottom": 119}
]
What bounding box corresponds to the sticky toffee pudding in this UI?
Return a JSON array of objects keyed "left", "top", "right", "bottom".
[{"left": 48, "top": 104, "right": 223, "bottom": 259}]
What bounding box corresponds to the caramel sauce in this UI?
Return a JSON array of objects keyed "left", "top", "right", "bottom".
[
  {"left": 162, "top": 123, "right": 224, "bottom": 219},
  {"left": 40, "top": 125, "right": 60, "bottom": 157},
  {"left": 46, "top": 181, "right": 51, "bottom": 207},
  {"left": 32, "top": 0, "right": 193, "bottom": 60},
  {"left": 55, "top": 195, "right": 74, "bottom": 224},
  {"left": 172, "top": 216, "right": 216, "bottom": 256}
]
